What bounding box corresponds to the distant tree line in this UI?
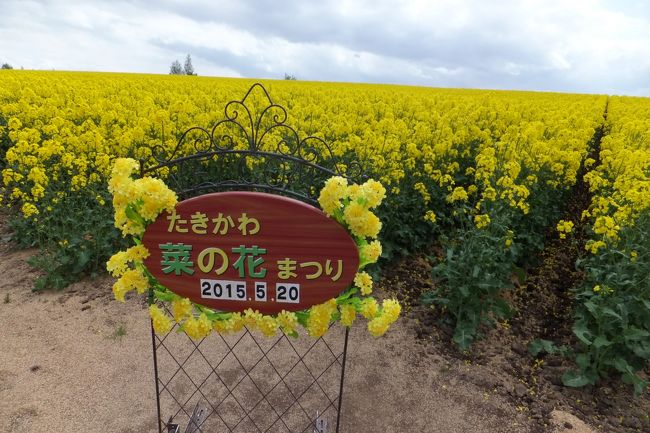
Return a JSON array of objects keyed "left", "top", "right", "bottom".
[
  {"left": 1, "top": 63, "right": 13, "bottom": 70},
  {"left": 170, "top": 54, "right": 196, "bottom": 76}
]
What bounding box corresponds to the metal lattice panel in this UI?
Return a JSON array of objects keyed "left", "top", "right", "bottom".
[
  {"left": 153, "top": 305, "right": 348, "bottom": 433},
  {"left": 142, "top": 83, "right": 360, "bottom": 433}
]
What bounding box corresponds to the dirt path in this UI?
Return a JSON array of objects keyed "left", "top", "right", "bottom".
[
  {"left": 0, "top": 242, "right": 561, "bottom": 432},
  {"left": 0, "top": 204, "right": 609, "bottom": 433}
]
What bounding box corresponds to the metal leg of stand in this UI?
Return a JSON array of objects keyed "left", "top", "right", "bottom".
[
  {"left": 335, "top": 327, "right": 350, "bottom": 433},
  {"left": 151, "top": 320, "right": 163, "bottom": 433}
]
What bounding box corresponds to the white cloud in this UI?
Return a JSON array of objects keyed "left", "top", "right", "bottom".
[{"left": 0, "top": 0, "right": 648, "bottom": 95}]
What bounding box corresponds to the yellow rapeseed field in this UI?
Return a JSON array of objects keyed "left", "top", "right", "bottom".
[{"left": 0, "top": 71, "right": 648, "bottom": 389}]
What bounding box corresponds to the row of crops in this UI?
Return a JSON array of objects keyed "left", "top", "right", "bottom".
[{"left": 0, "top": 71, "right": 648, "bottom": 392}]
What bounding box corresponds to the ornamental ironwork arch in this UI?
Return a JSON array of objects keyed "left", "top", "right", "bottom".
[
  {"left": 140, "top": 82, "right": 366, "bottom": 206},
  {"left": 139, "top": 83, "right": 365, "bottom": 433}
]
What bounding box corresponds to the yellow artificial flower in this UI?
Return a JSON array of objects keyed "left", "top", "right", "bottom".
[
  {"left": 318, "top": 176, "right": 348, "bottom": 216},
  {"left": 354, "top": 271, "right": 373, "bottom": 295},
  {"left": 183, "top": 313, "right": 212, "bottom": 340},
  {"left": 360, "top": 298, "right": 379, "bottom": 319},
  {"left": 361, "top": 240, "right": 382, "bottom": 264},
  {"left": 150, "top": 305, "right": 173, "bottom": 334},
  {"left": 172, "top": 298, "right": 193, "bottom": 323},
  {"left": 277, "top": 310, "right": 299, "bottom": 335},
  {"left": 340, "top": 304, "right": 356, "bottom": 327},
  {"left": 307, "top": 299, "right": 337, "bottom": 338}
]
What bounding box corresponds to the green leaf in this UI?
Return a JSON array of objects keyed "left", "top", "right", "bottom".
[
  {"left": 593, "top": 336, "right": 611, "bottom": 348},
  {"left": 453, "top": 324, "right": 475, "bottom": 350},
  {"left": 631, "top": 341, "right": 650, "bottom": 359},
  {"left": 528, "top": 339, "right": 557, "bottom": 357},
  {"left": 573, "top": 322, "right": 593, "bottom": 345},
  {"left": 621, "top": 372, "right": 649, "bottom": 396},
  {"left": 446, "top": 248, "right": 454, "bottom": 261},
  {"left": 295, "top": 311, "right": 310, "bottom": 327},
  {"left": 583, "top": 300, "right": 599, "bottom": 316},
  {"left": 624, "top": 326, "right": 650, "bottom": 341},
  {"left": 72, "top": 250, "right": 91, "bottom": 273},
  {"left": 336, "top": 288, "right": 358, "bottom": 303},
  {"left": 421, "top": 290, "right": 445, "bottom": 305},
  {"left": 562, "top": 370, "right": 594, "bottom": 387},
  {"left": 602, "top": 307, "right": 622, "bottom": 321},
  {"left": 613, "top": 358, "right": 633, "bottom": 374},
  {"left": 153, "top": 290, "right": 176, "bottom": 302},
  {"left": 491, "top": 298, "right": 512, "bottom": 319},
  {"left": 125, "top": 204, "right": 141, "bottom": 222},
  {"left": 512, "top": 266, "right": 527, "bottom": 284},
  {"left": 575, "top": 353, "right": 591, "bottom": 369}
]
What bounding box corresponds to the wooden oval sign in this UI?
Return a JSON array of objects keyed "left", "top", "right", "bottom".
[{"left": 142, "top": 192, "right": 359, "bottom": 314}]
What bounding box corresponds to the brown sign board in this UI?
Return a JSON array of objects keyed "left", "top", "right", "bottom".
[{"left": 142, "top": 192, "right": 359, "bottom": 314}]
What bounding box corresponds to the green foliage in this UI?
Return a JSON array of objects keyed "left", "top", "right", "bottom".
[
  {"left": 567, "top": 212, "right": 650, "bottom": 394},
  {"left": 0, "top": 115, "right": 9, "bottom": 169},
  {"left": 528, "top": 339, "right": 570, "bottom": 357},
  {"left": 11, "top": 187, "right": 124, "bottom": 290},
  {"left": 183, "top": 54, "right": 195, "bottom": 76},
  {"left": 169, "top": 60, "right": 183, "bottom": 75},
  {"left": 375, "top": 178, "right": 437, "bottom": 261},
  {"left": 422, "top": 213, "right": 517, "bottom": 350},
  {"left": 113, "top": 324, "right": 127, "bottom": 339}
]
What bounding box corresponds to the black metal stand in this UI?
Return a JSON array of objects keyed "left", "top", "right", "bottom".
[
  {"left": 150, "top": 315, "right": 350, "bottom": 433},
  {"left": 140, "top": 83, "right": 364, "bottom": 433}
]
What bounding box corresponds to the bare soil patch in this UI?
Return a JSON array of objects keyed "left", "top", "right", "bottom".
[
  {"left": 388, "top": 253, "right": 649, "bottom": 433},
  {"left": 0, "top": 213, "right": 540, "bottom": 433},
  {"left": 2, "top": 205, "right": 645, "bottom": 433}
]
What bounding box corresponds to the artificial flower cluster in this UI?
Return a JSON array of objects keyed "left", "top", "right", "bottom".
[
  {"left": 107, "top": 160, "right": 401, "bottom": 339},
  {"left": 108, "top": 158, "right": 177, "bottom": 236}
]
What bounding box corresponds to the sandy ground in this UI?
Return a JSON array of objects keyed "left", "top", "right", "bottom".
[{"left": 0, "top": 240, "right": 596, "bottom": 433}]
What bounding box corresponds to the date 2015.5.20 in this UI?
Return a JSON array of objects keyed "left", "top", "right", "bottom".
[{"left": 200, "top": 279, "right": 300, "bottom": 303}]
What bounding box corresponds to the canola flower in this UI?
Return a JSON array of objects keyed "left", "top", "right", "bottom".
[
  {"left": 3, "top": 71, "right": 631, "bottom": 344},
  {"left": 583, "top": 96, "right": 650, "bottom": 247},
  {"left": 556, "top": 219, "right": 574, "bottom": 239},
  {"left": 1, "top": 71, "right": 606, "bottom": 249}
]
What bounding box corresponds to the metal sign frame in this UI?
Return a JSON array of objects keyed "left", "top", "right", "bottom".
[{"left": 139, "top": 82, "right": 365, "bottom": 433}]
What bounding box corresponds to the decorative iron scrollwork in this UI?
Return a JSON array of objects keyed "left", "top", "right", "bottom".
[{"left": 142, "top": 83, "right": 365, "bottom": 205}]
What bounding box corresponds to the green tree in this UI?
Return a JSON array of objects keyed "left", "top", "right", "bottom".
[
  {"left": 169, "top": 60, "right": 182, "bottom": 75},
  {"left": 183, "top": 54, "right": 196, "bottom": 76}
]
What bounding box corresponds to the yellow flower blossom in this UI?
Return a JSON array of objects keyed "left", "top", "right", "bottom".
[
  {"left": 318, "top": 176, "right": 348, "bottom": 216},
  {"left": 183, "top": 313, "right": 212, "bottom": 340},
  {"left": 447, "top": 186, "right": 469, "bottom": 203},
  {"left": 150, "top": 305, "right": 173, "bottom": 334},
  {"left": 172, "top": 298, "right": 193, "bottom": 323},
  {"left": 340, "top": 304, "right": 356, "bottom": 327},
  {"left": 307, "top": 299, "right": 337, "bottom": 337},
  {"left": 474, "top": 214, "right": 491, "bottom": 229},
  {"left": 361, "top": 240, "right": 382, "bottom": 264},
  {"left": 354, "top": 271, "right": 373, "bottom": 295}
]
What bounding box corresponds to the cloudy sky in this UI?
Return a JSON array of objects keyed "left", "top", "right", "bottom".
[{"left": 1, "top": 0, "right": 649, "bottom": 95}]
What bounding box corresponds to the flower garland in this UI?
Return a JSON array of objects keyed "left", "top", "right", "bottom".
[{"left": 106, "top": 158, "right": 401, "bottom": 339}]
